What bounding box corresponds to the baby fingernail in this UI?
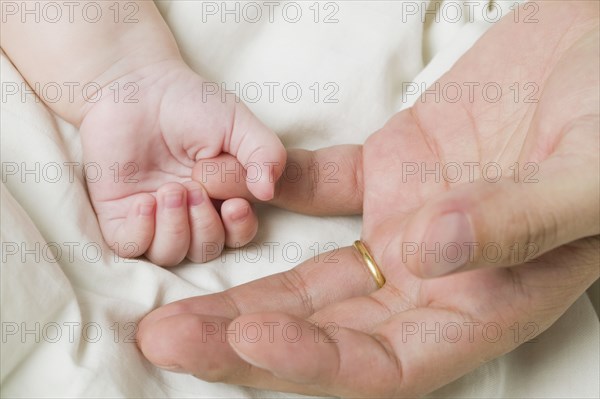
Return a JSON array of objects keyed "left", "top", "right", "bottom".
[
  {"left": 188, "top": 189, "right": 204, "bottom": 207},
  {"left": 230, "top": 206, "right": 249, "bottom": 222},
  {"left": 263, "top": 183, "right": 275, "bottom": 201},
  {"left": 164, "top": 192, "right": 184, "bottom": 208},
  {"left": 139, "top": 203, "right": 155, "bottom": 216}
]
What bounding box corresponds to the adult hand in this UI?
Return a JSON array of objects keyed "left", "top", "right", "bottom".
[{"left": 136, "top": 2, "right": 599, "bottom": 397}]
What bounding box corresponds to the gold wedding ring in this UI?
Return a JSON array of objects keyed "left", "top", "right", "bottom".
[{"left": 353, "top": 240, "right": 386, "bottom": 288}]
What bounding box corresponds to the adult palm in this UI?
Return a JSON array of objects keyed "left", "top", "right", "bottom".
[{"left": 137, "top": 2, "right": 599, "bottom": 397}]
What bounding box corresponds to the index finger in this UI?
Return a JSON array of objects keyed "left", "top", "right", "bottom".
[
  {"left": 192, "top": 145, "right": 364, "bottom": 216},
  {"left": 137, "top": 245, "right": 378, "bottom": 381}
]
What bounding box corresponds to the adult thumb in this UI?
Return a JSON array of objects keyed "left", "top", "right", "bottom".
[{"left": 385, "top": 156, "right": 600, "bottom": 278}]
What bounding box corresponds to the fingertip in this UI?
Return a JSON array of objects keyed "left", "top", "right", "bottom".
[
  {"left": 158, "top": 183, "right": 187, "bottom": 210},
  {"left": 137, "top": 199, "right": 156, "bottom": 217},
  {"left": 183, "top": 180, "right": 206, "bottom": 207},
  {"left": 146, "top": 183, "right": 191, "bottom": 267},
  {"left": 383, "top": 196, "right": 476, "bottom": 279},
  {"left": 137, "top": 314, "right": 189, "bottom": 373},
  {"left": 222, "top": 198, "right": 258, "bottom": 247},
  {"left": 107, "top": 194, "right": 156, "bottom": 259},
  {"left": 223, "top": 200, "right": 250, "bottom": 222},
  {"left": 270, "top": 141, "right": 288, "bottom": 181},
  {"left": 419, "top": 212, "right": 473, "bottom": 278},
  {"left": 243, "top": 142, "right": 286, "bottom": 202},
  {"left": 227, "top": 313, "right": 328, "bottom": 383},
  {"left": 248, "top": 180, "right": 275, "bottom": 202},
  {"left": 138, "top": 313, "right": 244, "bottom": 382},
  {"left": 227, "top": 332, "right": 266, "bottom": 370},
  {"left": 183, "top": 181, "right": 226, "bottom": 263},
  {"left": 131, "top": 193, "right": 157, "bottom": 254},
  {"left": 226, "top": 313, "right": 283, "bottom": 369}
]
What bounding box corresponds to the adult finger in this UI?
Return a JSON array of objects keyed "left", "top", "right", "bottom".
[
  {"left": 227, "top": 308, "right": 512, "bottom": 398},
  {"left": 138, "top": 312, "right": 328, "bottom": 395},
  {"left": 228, "top": 236, "right": 600, "bottom": 397},
  {"left": 140, "top": 246, "right": 377, "bottom": 328},
  {"left": 137, "top": 246, "right": 382, "bottom": 381},
  {"left": 193, "top": 145, "right": 364, "bottom": 216}
]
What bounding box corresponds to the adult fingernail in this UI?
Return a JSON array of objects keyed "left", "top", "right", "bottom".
[
  {"left": 421, "top": 212, "right": 474, "bottom": 277},
  {"left": 164, "top": 192, "right": 183, "bottom": 208},
  {"left": 230, "top": 205, "right": 249, "bottom": 222},
  {"left": 188, "top": 189, "right": 204, "bottom": 207},
  {"left": 229, "top": 340, "right": 267, "bottom": 370}
]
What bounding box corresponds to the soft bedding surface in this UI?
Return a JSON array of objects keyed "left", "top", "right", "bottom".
[{"left": 1, "top": 1, "right": 599, "bottom": 397}]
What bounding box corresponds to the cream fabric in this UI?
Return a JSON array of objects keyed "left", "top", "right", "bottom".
[{"left": 1, "top": 1, "right": 598, "bottom": 397}]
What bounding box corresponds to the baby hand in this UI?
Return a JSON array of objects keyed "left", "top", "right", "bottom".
[{"left": 80, "top": 60, "right": 285, "bottom": 266}]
